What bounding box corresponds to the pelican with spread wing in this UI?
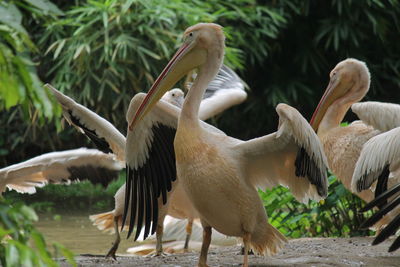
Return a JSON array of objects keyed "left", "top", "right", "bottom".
[
  {"left": 0, "top": 148, "right": 123, "bottom": 195},
  {"left": 125, "top": 23, "right": 328, "bottom": 267},
  {"left": 46, "top": 64, "right": 247, "bottom": 258}
]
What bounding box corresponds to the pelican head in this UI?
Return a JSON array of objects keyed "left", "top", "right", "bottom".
[
  {"left": 163, "top": 88, "right": 185, "bottom": 108},
  {"left": 129, "top": 23, "right": 225, "bottom": 130},
  {"left": 310, "top": 58, "right": 370, "bottom": 131}
]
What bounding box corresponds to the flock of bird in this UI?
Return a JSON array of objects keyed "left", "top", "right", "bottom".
[{"left": 1, "top": 23, "right": 399, "bottom": 266}]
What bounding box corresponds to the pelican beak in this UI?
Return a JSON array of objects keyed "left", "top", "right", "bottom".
[
  {"left": 310, "top": 75, "right": 346, "bottom": 131},
  {"left": 129, "top": 41, "right": 206, "bottom": 131}
]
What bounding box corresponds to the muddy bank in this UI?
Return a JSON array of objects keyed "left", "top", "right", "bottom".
[{"left": 59, "top": 237, "right": 400, "bottom": 266}]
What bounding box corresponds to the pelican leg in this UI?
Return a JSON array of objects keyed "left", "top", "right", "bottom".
[
  {"left": 148, "top": 199, "right": 169, "bottom": 257},
  {"left": 198, "top": 224, "right": 212, "bottom": 267},
  {"left": 242, "top": 232, "right": 250, "bottom": 267},
  {"left": 105, "top": 216, "right": 121, "bottom": 260},
  {"left": 184, "top": 218, "right": 193, "bottom": 252},
  {"left": 155, "top": 223, "right": 164, "bottom": 256}
]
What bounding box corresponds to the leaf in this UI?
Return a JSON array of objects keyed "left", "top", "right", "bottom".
[
  {"left": 24, "top": 0, "right": 64, "bottom": 16},
  {"left": 19, "top": 205, "right": 38, "bottom": 222},
  {"left": 73, "top": 44, "right": 85, "bottom": 59},
  {"left": 53, "top": 39, "right": 66, "bottom": 59},
  {"left": 0, "top": 5, "right": 27, "bottom": 35},
  {"left": 5, "top": 243, "right": 19, "bottom": 266}
]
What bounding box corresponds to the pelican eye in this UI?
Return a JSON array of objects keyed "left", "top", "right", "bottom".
[
  {"left": 172, "top": 93, "right": 175, "bottom": 97},
  {"left": 184, "top": 31, "right": 195, "bottom": 42}
]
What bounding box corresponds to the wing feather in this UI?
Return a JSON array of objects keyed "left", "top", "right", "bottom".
[
  {"left": 352, "top": 101, "right": 400, "bottom": 132},
  {"left": 46, "top": 84, "right": 126, "bottom": 161},
  {"left": 352, "top": 127, "right": 400, "bottom": 192},
  {"left": 359, "top": 184, "right": 400, "bottom": 251},
  {"left": 1, "top": 148, "right": 123, "bottom": 194},
  {"left": 235, "top": 103, "right": 328, "bottom": 203},
  {"left": 198, "top": 65, "right": 247, "bottom": 120},
  {"left": 123, "top": 94, "right": 179, "bottom": 240}
]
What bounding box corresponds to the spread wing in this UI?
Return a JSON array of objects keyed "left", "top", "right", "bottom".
[
  {"left": 197, "top": 65, "right": 247, "bottom": 120},
  {"left": 123, "top": 93, "right": 179, "bottom": 241},
  {"left": 352, "top": 101, "right": 400, "bottom": 132},
  {"left": 46, "top": 84, "right": 126, "bottom": 161},
  {"left": 0, "top": 148, "right": 124, "bottom": 194},
  {"left": 235, "top": 103, "right": 329, "bottom": 203},
  {"left": 352, "top": 127, "right": 400, "bottom": 193}
]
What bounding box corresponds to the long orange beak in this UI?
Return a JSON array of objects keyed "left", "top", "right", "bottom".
[
  {"left": 310, "top": 76, "right": 346, "bottom": 131},
  {"left": 129, "top": 41, "right": 206, "bottom": 131}
]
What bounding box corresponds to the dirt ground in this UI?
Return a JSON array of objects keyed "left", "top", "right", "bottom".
[{"left": 58, "top": 236, "right": 400, "bottom": 267}]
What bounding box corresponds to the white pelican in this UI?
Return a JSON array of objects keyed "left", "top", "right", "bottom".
[
  {"left": 0, "top": 148, "right": 123, "bottom": 194},
  {"left": 310, "top": 59, "right": 380, "bottom": 200},
  {"left": 46, "top": 64, "right": 247, "bottom": 258},
  {"left": 310, "top": 58, "right": 400, "bottom": 230},
  {"left": 125, "top": 23, "right": 328, "bottom": 267}
]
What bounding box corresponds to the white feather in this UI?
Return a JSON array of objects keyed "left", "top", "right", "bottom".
[
  {"left": 352, "top": 127, "right": 400, "bottom": 192},
  {"left": 352, "top": 101, "right": 400, "bottom": 132},
  {"left": 0, "top": 148, "right": 123, "bottom": 194},
  {"left": 236, "top": 103, "right": 329, "bottom": 203}
]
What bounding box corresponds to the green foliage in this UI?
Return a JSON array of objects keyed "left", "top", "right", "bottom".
[
  {"left": 0, "top": 198, "right": 76, "bottom": 267},
  {"left": 0, "top": 0, "right": 62, "bottom": 120},
  {"left": 224, "top": 0, "right": 400, "bottom": 139},
  {"left": 260, "top": 174, "right": 374, "bottom": 238},
  {"left": 39, "top": 0, "right": 284, "bottom": 130}
]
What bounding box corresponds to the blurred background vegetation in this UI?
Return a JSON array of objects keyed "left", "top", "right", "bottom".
[{"left": 1, "top": 0, "right": 399, "bottom": 242}]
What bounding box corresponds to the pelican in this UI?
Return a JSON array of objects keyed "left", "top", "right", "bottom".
[
  {"left": 125, "top": 23, "right": 328, "bottom": 267},
  {"left": 309, "top": 59, "right": 400, "bottom": 230},
  {"left": 310, "top": 59, "right": 380, "bottom": 200},
  {"left": 0, "top": 148, "right": 123, "bottom": 195},
  {"left": 46, "top": 64, "right": 247, "bottom": 258},
  {"left": 352, "top": 126, "right": 400, "bottom": 251}
]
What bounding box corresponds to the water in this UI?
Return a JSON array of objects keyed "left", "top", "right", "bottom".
[{"left": 35, "top": 212, "right": 135, "bottom": 256}]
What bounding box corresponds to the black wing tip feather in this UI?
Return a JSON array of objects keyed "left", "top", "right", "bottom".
[
  {"left": 360, "top": 183, "right": 400, "bottom": 212},
  {"left": 123, "top": 123, "right": 177, "bottom": 241},
  {"left": 294, "top": 147, "right": 328, "bottom": 198},
  {"left": 375, "top": 165, "right": 390, "bottom": 208},
  {"left": 388, "top": 236, "right": 400, "bottom": 252},
  {"left": 371, "top": 214, "right": 400, "bottom": 247},
  {"left": 359, "top": 196, "right": 400, "bottom": 229},
  {"left": 357, "top": 165, "right": 390, "bottom": 194},
  {"left": 359, "top": 183, "right": 400, "bottom": 252},
  {"left": 68, "top": 111, "right": 113, "bottom": 154}
]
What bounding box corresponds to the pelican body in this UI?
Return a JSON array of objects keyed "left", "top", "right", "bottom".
[{"left": 126, "top": 23, "right": 328, "bottom": 267}]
